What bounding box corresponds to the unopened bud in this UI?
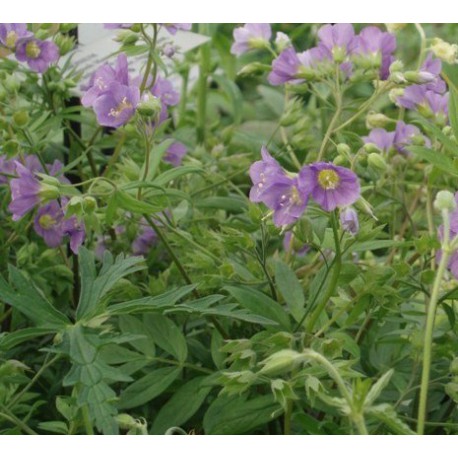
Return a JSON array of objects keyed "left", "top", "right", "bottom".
[
  {"left": 385, "top": 24, "right": 407, "bottom": 33},
  {"left": 39, "top": 183, "right": 60, "bottom": 201},
  {"left": 83, "top": 196, "right": 97, "bottom": 213},
  {"left": 336, "top": 143, "right": 351, "bottom": 157},
  {"left": 13, "top": 110, "right": 29, "bottom": 127},
  {"left": 363, "top": 143, "right": 382, "bottom": 154},
  {"left": 274, "top": 32, "right": 291, "bottom": 53},
  {"left": 366, "top": 111, "right": 390, "bottom": 129},
  {"left": 137, "top": 94, "right": 162, "bottom": 117},
  {"left": 431, "top": 38, "right": 458, "bottom": 65},
  {"left": 259, "top": 349, "right": 303, "bottom": 376},
  {"left": 115, "top": 30, "right": 139, "bottom": 46},
  {"left": 54, "top": 33, "right": 75, "bottom": 55},
  {"left": 389, "top": 88, "right": 405, "bottom": 104},
  {"left": 368, "top": 152, "right": 388, "bottom": 171},
  {"left": 389, "top": 72, "right": 407, "bottom": 84},
  {"left": 4, "top": 75, "right": 20, "bottom": 92},
  {"left": 389, "top": 60, "right": 404, "bottom": 73},
  {"left": 404, "top": 70, "right": 435, "bottom": 84},
  {"left": 434, "top": 190, "right": 456, "bottom": 212},
  {"left": 237, "top": 62, "right": 270, "bottom": 77}
]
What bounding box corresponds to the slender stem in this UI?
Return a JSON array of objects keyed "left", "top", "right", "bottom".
[
  {"left": 0, "top": 410, "right": 38, "bottom": 435},
  {"left": 137, "top": 126, "right": 152, "bottom": 200},
  {"left": 197, "top": 24, "right": 211, "bottom": 144},
  {"left": 81, "top": 404, "right": 94, "bottom": 435},
  {"left": 283, "top": 399, "right": 293, "bottom": 435},
  {"left": 306, "top": 212, "right": 342, "bottom": 333},
  {"left": 415, "top": 23, "right": 427, "bottom": 71},
  {"left": 139, "top": 24, "right": 157, "bottom": 93},
  {"left": 417, "top": 210, "right": 451, "bottom": 435}
]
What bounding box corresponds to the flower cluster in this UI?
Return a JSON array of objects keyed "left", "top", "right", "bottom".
[
  {"left": 82, "top": 53, "right": 140, "bottom": 128},
  {"left": 265, "top": 23, "right": 396, "bottom": 85},
  {"left": 1, "top": 157, "right": 85, "bottom": 253},
  {"left": 0, "top": 23, "right": 59, "bottom": 73},
  {"left": 249, "top": 147, "right": 360, "bottom": 227},
  {"left": 363, "top": 120, "right": 429, "bottom": 155},
  {"left": 395, "top": 53, "right": 449, "bottom": 125}
]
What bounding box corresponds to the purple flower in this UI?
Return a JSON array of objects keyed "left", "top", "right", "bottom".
[
  {"left": 301, "top": 162, "right": 360, "bottom": 212},
  {"left": 160, "top": 23, "right": 192, "bottom": 35},
  {"left": 268, "top": 46, "right": 329, "bottom": 85},
  {"left": 340, "top": 207, "right": 359, "bottom": 235},
  {"left": 393, "top": 121, "right": 424, "bottom": 154},
  {"left": 132, "top": 220, "right": 158, "bottom": 255},
  {"left": 34, "top": 201, "right": 64, "bottom": 248},
  {"left": 93, "top": 82, "right": 140, "bottom": 128},
  {"left": 8, "top": 161, "right": 42, "bottom": 221},
  {"left": 317, "top": 23, "right": 356, "bottom": 60},
  {"left": 419, "top": 53, "right": 446, "bottom": 94},
  {"left": 150, "top": 76, "right": 180, "bottom": 124},
  {"left": 438, "top": 193, "right": 458, "bottom": 279},
  {"left": 164, "top": 142, "right": 187, "bottom": 167},
  {"left": 231, "top": 23, "right": 272, "bottom": 56},
  {"left": 104, "top": 23, "right": 133, "bottom": 30},
  {"left": 352, "top": 26, "right": 396, "bottom": 79},
  {"left": 0, "top": 157, "right": 16, "bottom": 184},
  {"left": 0, "top": 23, "right": 31, "bottom": 49},
  {"left": 63, "top": 216, "right": 86, "bottom": 254},
  {"left": 249, "top": 146, "right": 285, "bottom": 203},
  {"left": 15, "top": 37, "right": 59, "bottom": 73},
  {"left": 82, "top": 53, "right": 129, "bottom": 107},
  {"left": 283, "top": 231, "right": 309, "bottom": 256},
  {"left": 363, "top": 128, "right": 395, "bottom": 153}
]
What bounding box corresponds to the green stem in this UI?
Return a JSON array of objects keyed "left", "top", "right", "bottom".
[
  {"left": 197, "top": 24, "right": 211, "bottom": 144},
  {"left": 415, "top": 23, "right": 427, "bottom": 71},
  {"left": 306, "top": 212, "right": 342, "bottom": 333},
  {"left": 139, "top": 24, "right": 157, "bottom": 93},
  {"left": 137, "top": 126, "right": 152, "bottom": 200},
  {"left": 81, "top": 404, "right": 94, "bottom": 435},
  {"left": 417, "top": 209, "right": 451, "bottom": 435},
  {"left": 0, "top": 409, "right": 38, "bottom": 435},
  {"left": 284, "top": 399, "right": 293, "bottom": 435}
]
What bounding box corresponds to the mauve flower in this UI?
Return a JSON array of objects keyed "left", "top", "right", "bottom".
[
  {"left": 249, "top": 146, "right": 285, "bottom": 203},
  {"left": 160, "top": 23, "right": 192, "bottom": 35},
  {"left": 340, "top": 207, "right": 359, "bottom": 235},
  {"left": 0, "top": 23, "right": 31, "bottom": 49},
  {"left": 363, "top": 128, "right": 395, "bottom": 153},
  {"left": 283, "top": 231, "right": 309, "bottom": 256},
  {"left": 231, "top": 23, "right": 272, "bottom": 56},
  {"left": 33, "top": 201, "right": 64, "bottom": 248},
  {"left": 132, "top": 222, "right": 158, "bottom": 255},
  {"left": 63, "top": 216, "right": 86, "bottom": 254},
  {"left": 419, "top": 53, "right": 446, "bottom": 94},
  {"left": 104, "top": 24, "right": 133, "bottom": 30},
  {"left": 82, "top": 53, "right": 129, "bottom": 107},
  {"left": 8, "top": 161, "right": 42, "bottom": 221},
  {"left": 15, "top": 37, "right": 59, "bottom": 73},
  {"left": 317, "top": 23, "right": 356, "bottom": 60},
  {"left": 301, "top": 162, "right": 360, "bottom": 212},
  {"left": 268, "top": 46, "right": 330, "bottom": 85},
  {"left": 164, "top": 142, "right": 187, "bottom": 167},
  {"left": 150, "top": 76, "right": 180, "bottom": 124},
  {"left": 352, "top": 26, "right": 396, "bottom": 79},
  {"left": 0, "top": 157, "right": 16, "bottom": 184},
  {"left": 93, "top": 82, "right": 140, "bottom": 128},
  {"left": 393, "top": 121, "right": 424, "bottom": 154}
]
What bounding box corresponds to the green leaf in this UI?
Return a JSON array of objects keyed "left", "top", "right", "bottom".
[
  {"left": 118, "top": 367, "right": 181, "bottom": 409},
  {"left": 448, "top": 84, "right": 458, "bottom": 142},
  {"left": 114, "top": 189, "right": 167, "bottom": 215},
  {"left": 366, "top": 403, "right": 416, "bottom": 435},
  {"left": 152, "top": 376, "right": 213, "bottom": 434},
  {"left": 38, "top": 421, "right": 69, "bottom": 434},
  {"left": 118, "top": 316, "right": 156, "bottom": 358},
  {"left": 143, "top": 314, "right": 188, "bottom": 362},
  {"left": 203, "top": 394, "right": 280, "bottom": 434},
  {"left": 0, "top": 266, "right": 70, "bottom": 329},
  {"left": 152, "top": 166, "right": 205, "bottom": 187},
  {"left": 0, "top": 327, "right": 56, "bottom": 351},
  {"left": 274, "top": 260, "right": 305, "bottom": 323},
  {"left": 212, "top": 74, "right": 244, "bottom": 124},
  {"left": 107, "top": 285, "right": 196, "bottom": 315},
  {"left": 76, "top": 248, "right": 145, "bottom": 320},
  {"left": 364, "top": 369, "right": 394, "bottom": 407},
  {"left": 407, "top": 145, "right": 458, "bottom": 177},
  {"left": 225, "top": 286, "right": 291, "bottom": 330}
]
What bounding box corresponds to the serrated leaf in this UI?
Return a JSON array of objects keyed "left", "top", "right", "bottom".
[
  {"left": 408, "top": 145, "right": 458, "bottom": 177},
  {"left": 364, "top": 369, "right": 394, "bottom": 407},
  {"left": 152, "top": 376, "right": 212, "bottom": 434},
  {"left": 366, "top": 403, "right": 416, "bottom": 435},
  {"left": 118, "top": 367, "right": 181, "bottom": 409},
  {"left": 0, "top": 327, "right": 56, "bottom": 351}
]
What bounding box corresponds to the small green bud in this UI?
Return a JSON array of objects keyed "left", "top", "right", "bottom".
[
  {"left": 389, "top": 71, "right": 407, "bottom": 84},
  {"left": 385, "top": 23, "right": 407, "bottom": 33},
  {"left": 333, "top": 154, "right": 347, "bottom": 166},
  {"left": 443, "top": 126, "right": 453, "bottom": 136},
  {"left": 274, "top": 32, "right": 291, "bottom": 53},
  {"left": 13, "top": 111, "right": 30, "bottom": 127},
  {"left": 83, "top": 196, "right": 97, "bottom": 213},
  {"left": 115, "top": 30, "right": 139, "bottom": 46},
  {"left": 366, "top": 111, "right": 391, "bottom": 129},
  {"left": 389, "top": 59, "right": 404, "bottom": 73},
  {"left": 336, "top": 143, "right": 351, "bottom": 157},
  {"left": 39, "top": 183, "right": 60, "bottom": 201},
  {"left": 368, "top": 152, "right": 388, "bottom": 171},
  {"left": 363, "top": 143, "right": 382, "bottom": 154},
  {"left": 259, "top": 349, "right": 303, "bottom": 376},
  {"left": 137, "top": 94, "right": 162, "bottom": 117},
  {"left": 4, "top": 75, "right": 20, "bottom": 92},
  {"left": 237, "top": 62, "right": 270, "bottom": 77},
  {"left": 332, "top": 46, "right": 346, "bottom": 64},
  {"left": 434, "top": 190, "right": 456, "bottom": 212},
  {"left": 54, "top": 33, "right": 74, "bottom": 55},
  {"left": 389, "top": 88, "right": 405, "bottom": 104}
]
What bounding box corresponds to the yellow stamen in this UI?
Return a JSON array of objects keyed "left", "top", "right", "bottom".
[
  {"left": 25, "top": 41, "right": 41, "bottom": 59},
  {"left": 318, "top": 169, "right": 340, "bottom": 190},
  {"left": 38, "top": 214, "right": 56, "bottom": 230},
  {"left": 6, "top": 31, "right": 17, "bottom": 48},
  {"left": 109, "top": 96, "right": 132, "bottom": 118}
]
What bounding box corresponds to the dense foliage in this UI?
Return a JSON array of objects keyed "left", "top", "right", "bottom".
[{"left": 0, "top": 22, "right": 458, "bottom": 435}]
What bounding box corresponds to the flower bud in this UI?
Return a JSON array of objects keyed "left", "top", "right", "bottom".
[
  {"left": 363, "top": 143, "right": 381, "bottom": 154},
  {"left": 162, "top": 43, "right": 176, "bottom": 58},
  {"left": 137, "top": 93, "right": 162, "bottom": 117},
  {"left": 4, "top": 75, "right": 20, "bottom": 92},
  {"left": 389, "top": 60, "right": 404, "bottom": 73},
  {"left": 431, "top": 38, "right": 458, "bottom": 65},
  {"left": 333, "top": 154, "right": 347, "bottom": 166},
  {"left": 12, "top": 110, "right": 29, "bottom": 127},
  {"left": 258, "top": 349, "right": 303, "bottom": 376},
  {"left": 274, "top": 32, "right": 291, "bottom": 53},
  {"left": 434, "top": 190, "right": 456, "bottom": 212},
  {"left": 389, "top": 88, "right": 405, "bottom": 104},
  {"left": 404, "top": 70, "right": 435, "bottom": 84},
  {"left": 83, "top": 196, "right": 97, "bottom": 213},
  {"left": 336, "top": 143, "right": 351, "bottom": 157},
  {"left": 368, "top": 152, "right": 388, "bottom": 171},
  {"left": 54, "top": 33, "right": 75, "bottom": 55},
  {"left": 115, "top": 30, "right": 139, "bottom": 46},
  {"left": 340, "top": 207, "right": 359, "bottom": 235},
  {"left": 237, "top": 62, "right": 270, "bottom": 77},
  {"left": 389, "top": 72, "right": 407, "bottom": 84},
  {"left": 385, "top": 24, "right": 407, "bottom": 33},
  {"left": 39, "top": 183, "right": 60, "bottom": 201},
  {"left": 366, "top": 111, "right": 391, "bottom": 129}
]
